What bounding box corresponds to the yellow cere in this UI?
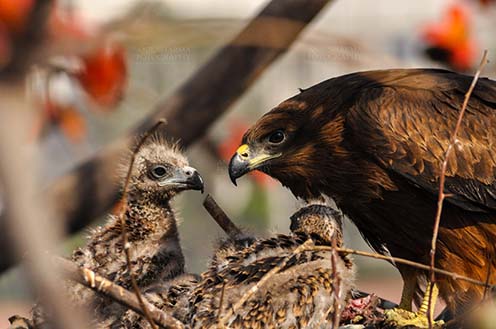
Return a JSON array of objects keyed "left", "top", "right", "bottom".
[{"left": 236, "top": 144, "right": 250, "bottom": 156}]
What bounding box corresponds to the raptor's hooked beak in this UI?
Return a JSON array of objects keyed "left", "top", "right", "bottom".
[
  {"left": 159, "top": 166, "right": 204, "bottom": 193},
  {"left": 228, "top": 144, "right": 280, "bottom": 185}
]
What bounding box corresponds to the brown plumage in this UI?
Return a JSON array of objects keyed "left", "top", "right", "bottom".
[
  {"left": 31, "top": 137, "right": 204, "bottom": 328},
  {"left": 228, "top": 68, "right": 496, "bottom": 314},
  {"left": 188, "top": 204, "right": 354, "bottom": 329}
]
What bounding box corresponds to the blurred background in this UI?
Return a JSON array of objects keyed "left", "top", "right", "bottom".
[{"left": 1, "top": 0, "right": 495, "bottom": 325}]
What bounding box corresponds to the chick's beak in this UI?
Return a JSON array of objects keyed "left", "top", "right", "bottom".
[
  {"left": 160, "top": 166, "right": 204, "bottom": 193},
  {"left": 183, "top": 166, "right": 204, "bottom": 193}
]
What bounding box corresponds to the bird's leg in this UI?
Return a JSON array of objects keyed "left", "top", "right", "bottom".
[
  {"left": 398, "top": 267, "right": 416, "bottom": 311},
  {"left": 418, "top": 281, "right": 439, "bottom": 320},
  {"left": 384, "top": 272, "right": 444, "bottom": 328}
]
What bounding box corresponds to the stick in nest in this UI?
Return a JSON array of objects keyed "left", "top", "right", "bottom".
[
  {"left": 203, "top": 194, "right": 243, "bottom": 239},
  {"left": 118, "top": 119, "right": 167, "bottom": 329},
  {"left": 53, "top": 257, "right": 184, "bottom": 329},
  {"left": 427, "top": 50, "right": 490, "bottom": 327},
  {"left": 329, "top": 238, "right": 342, "bottom": 329}
]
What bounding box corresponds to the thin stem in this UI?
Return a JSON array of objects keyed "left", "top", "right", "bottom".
[
  {"left": 306, "top": 246, "right": 493, "bottom": 289},
  {"left": 118, "top": 119, "right": 167, "bottom": 329},
  {"left": 330, "top": 238, "right": 342, "bottom": 329},
  {"left": 427, "top": 50, "right": 489, "bottom": 327}
]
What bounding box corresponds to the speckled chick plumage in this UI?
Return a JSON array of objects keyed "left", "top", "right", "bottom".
[
  {"left": 189, "top": 204, "right": 355, "bottom": 329},
  {"left": 31, "top": 137, "right": 203, "bottom": 328}
]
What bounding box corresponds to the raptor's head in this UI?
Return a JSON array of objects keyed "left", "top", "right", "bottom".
[
  {"left": 126, "top": 137, "right": 204, "bottom": 200},
  {"left": 227, "top": 86, "right": 350, "bottom": 200}
]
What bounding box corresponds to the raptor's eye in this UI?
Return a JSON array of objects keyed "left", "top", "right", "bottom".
[
  {"left": 268, "top": 130, "right": 285, "bottom": 144},
  {"left": 151, "top": 165, "right": 168, "bottom": 179}
]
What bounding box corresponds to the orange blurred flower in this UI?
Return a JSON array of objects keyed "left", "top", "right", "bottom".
[
  {"left": 29, "top": 3, "right": 127, "bottom": 143},
  {"left": 0, "top": 0, "right": 34, "bottom": 34},
  {"left": 76, "top": 44, "right": 127, "bottom": 109},
  {"left": 422, "top": 3, "right": 477, "bottom": 70},
  {"left": 32, "top": 99, "right": 86, "bottom": 143},
  {"left": 0, "top": 0, "right": 36, "bottom": 68}
]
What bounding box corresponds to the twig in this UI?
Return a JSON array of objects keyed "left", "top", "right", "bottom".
[
  {"left": 218, "top": 239, "right": 315, "bottom": 327},
  {"left": 330, "top": 238, "right": 342, "bottom": 329},
  {"left": 307, "top": 246, "right": 494, "bottom": 289},
  {"left": 482, "top": 255, "right": 493, "bottom": 301},
  {"left": 216, "top": 281, "right": 227, "bottom": 327},
  {"left": 118, "top": 119, "right": 167, "bottom": 329},
  {"left": 316, "top": 237, "right": 343, "bottom": 329},
  {"left": 53, "top": 257, "right": 185, "bottom": 329},
  {"left": 203, "top": 194, "right": 244, "bottom": 239},
  {"left": 427, "top": 50, "right": 490, "bottom": 326}
]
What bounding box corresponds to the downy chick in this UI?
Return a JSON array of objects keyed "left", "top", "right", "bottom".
[
  {"left": 189, "top": 204, "right": 355, "bottom": 329},
  {"left": 32, "top": 137, "right": 204, "bottom": 327}
]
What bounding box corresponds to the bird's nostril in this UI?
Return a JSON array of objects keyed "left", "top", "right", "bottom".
[
  {"left": 185, "top": 170, "right": 192, "bottom": 176},
  {"left": 241, "top": 152, "right": 249, "bottom": 158}
]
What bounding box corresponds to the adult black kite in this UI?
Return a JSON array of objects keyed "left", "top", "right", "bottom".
[{"left": 228, "top": 69, "right": 496, "bottom": 314}]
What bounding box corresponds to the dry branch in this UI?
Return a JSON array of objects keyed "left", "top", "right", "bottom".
[
  {"left": 310, "top": 246, "right": 494, "bottom": 289},
  {"left": 203, "top": 194, "right": 244, "bottom": 239},
  {"left": 329, "top": 238, "right": 342, "bottom": 329},
  {"left": 0, "top": 0, "right": 333, "bottom": 274},
  {"left": 216, "top": 281, "right": 227, "bottom": 324},
  {"left": 53, "top": 257, "right": 185, "bottom": 329},
  {"left": 427, "top": 50, "right": 490, "bottom": 325}
]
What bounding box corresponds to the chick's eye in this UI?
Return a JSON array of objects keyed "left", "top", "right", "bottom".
[
  {"left": 151, "top": 165, "right": 168, "bottom": 179},
  {"left": 268, "top": 130, "right": 285, "bottom": 144}
]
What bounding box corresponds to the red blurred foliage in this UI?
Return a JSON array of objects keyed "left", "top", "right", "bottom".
[
  {"left": 422, "top": 3, "right": 477, "bottom": 71},
  {"left": 218, "top": 119, "right": 273, "bottom": 186},
  {"left": 30, "top": 2, "right": 127, "bottom": 142},
  {"left": 76, "top": 44, "right": 127, "bottom": 109},
  {"left": 0, "top": 0, "right": 35, "bottom": 67},
  {"left": 0, "top": 0, "right": 34, "bottom": 34},
  {"left": 47, "top": 5, "right": 127, "bottom": 109},
  {"left": 32, "top": 100, "right": 86, "bottom": 143}
]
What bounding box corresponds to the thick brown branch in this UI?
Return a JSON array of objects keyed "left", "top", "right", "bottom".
[
  {"left": 203, "top": 194, "right": 243, "bottom": 239},
  {"left": 0, "top": 0, "right": 332, "bottom": 274},
  {"left": 427, "top": 50, "right": 490, "bottom": 326},
  {"left": 53, "top": 257, "right": 185, "bottom": 329}
]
